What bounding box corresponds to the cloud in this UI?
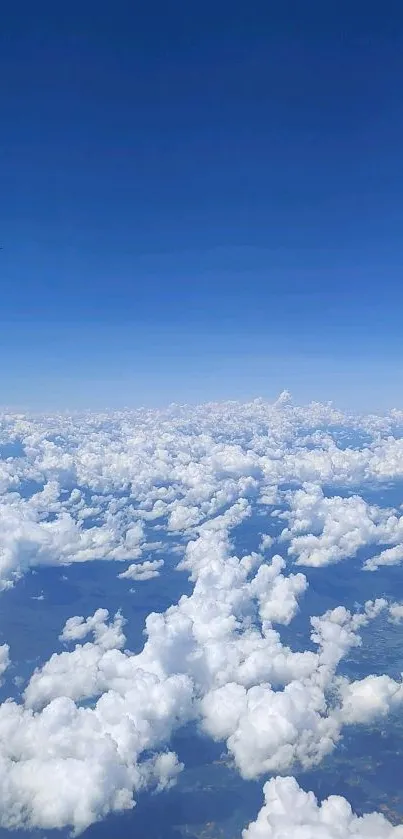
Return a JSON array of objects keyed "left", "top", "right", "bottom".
[
  {"left": 118, "top": 558, "right": 164, "bottom": 581},
  {"left": 338, "top": 673, "right": 403, "bottom": 725},
  {"left": 0, "top": 399, "right": 403, "bottom": 831},
  {"left": 249, "top": 555, "right": 307, "bottom": 625},
  {"left": 0, "top": 506, "right": 350, "bottom": 828},
  {"left": 4, "top": 606, "right": 194, "bottom": 832},
  {"left": 243, "top": 776, "right": 403, "bottom": 838},
  {"left": 364, "top": 544, "right": 403, "bottom": 572},
  {"left": 2, "top": 396, "right": 403, "bottom": 587},
  {"left": 0, "top": 645, "right": 10, "bottom": 682},
  {"left": 200, "top": 599, "right": 388, "bottom": 779},
  {"left": 0, "top": 484, "right": 146, "bottom": 589},
  {"left": 389, "top": 602, "right": 403, "bottom": 624},
  {"left": 0, "top": 489, "right": 398, "bottom": 832},
  {"left": 59, "top": 608, "right": 126, "bottom": 649},
  {"left": 280, "top": 483, "right": 403, "bottom": 568},
  {"left": 0, "top": 694, "right": 185, "bottom": 832},
  {"left": 259, "top": 533, "right": 274, "bottom": 551}
]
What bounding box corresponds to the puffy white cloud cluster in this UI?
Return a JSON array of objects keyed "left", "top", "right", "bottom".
[
  {"left": 200, "top": 597, "right": 394, "bottom": 779},
  {"left": 0, "top": 397, "right": 402, "bottom": 831},
  {"left": 243, "top": 776, "right": 403, "bottom": 838},
  {"left": 0, "top": 481, "right": 147, "bottom": 589},
  {"left": 364, "top": 544, "right": 403, "bottom": 572},
  {"left": 59, "top": 607, "right": 127, "bottom": 648},
  {"left": 0, "top": 502, "right": 399, "bottom": 832},
  {"left": 118, "top": 558, "right": 164, "bottom": 581},
  {"left": 389, "top": 602, "right": 403, "bottom": 623},
  {"left": 0, "top": 395, "right": 402, "bottom": 587},
  {"left": 1, "top": 606, "right": 192, "bottom": 832},
  {"left": 279, "top": 483, "right": 403, "bottom": 568},
  {"left": 338, "top": 672, "right": 403, "bottom": 725}
]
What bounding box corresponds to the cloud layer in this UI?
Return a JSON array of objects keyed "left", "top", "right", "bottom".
[
  {"left": 0, "top": 397, "right": 402, "bottom": 831},
  {"left": 1, "top": 396, "right": 403, "bottom": 585},
  {"left": 0, "top": 509, "right": 400, "bottom": 832}
]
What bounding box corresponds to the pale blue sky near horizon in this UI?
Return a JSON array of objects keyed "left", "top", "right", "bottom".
[{"left": 1, "top": 1, "right": 403, "bottom": 411}]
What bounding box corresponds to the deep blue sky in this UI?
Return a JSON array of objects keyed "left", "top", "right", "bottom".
[{"left": 1, "top": 1, "right": 403, "bottom": 410}]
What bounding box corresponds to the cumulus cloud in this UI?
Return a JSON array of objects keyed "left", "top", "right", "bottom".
[
  {"left": 389, "top": 602, "right": 403, "bottom": 623},
  {"left": 0, "top": 398, "right": 403, "bottom": 831},
  {"left": 243, "top": 776, "right": 403, "bottom": 838},
  {"left": 259, "top": 533, "right": 274, "bottom": 552},
  {"left": 0, "top": 645, "right": 10, "bottom": 682},
  {"left": 0, "top": 500, "right": 387, "bottom": 832},
  {"left": 280, "top": 483, "right": 403, "bottom": 568},
  {"left": 364, "top": 544, "right": 403, "bottom": 572},
  {"left": 118, "top": 558, "right": 164, "bottom": 581},
  {"left": 0, "top": 484, "right": 146, "bottom": 589},
  {"left": 338, "top": 673, "right": 403, "bottom": 725},
  {"left": 249, "top": 555, "right": 307, "bottom": 625},
  {"left": 0, "top": 484, "right": 399, "bottom": 832},
  {"left": 59, "top": 608, "right": 126, "bottom": 649},
  {"left": 2, "top": 396, "right": 403, "bottom": 586},
  {"left": 3, "top": 605, "right": 194, "bottom": 832},
  {"left": 0, "top": 694, "right": 186, "bottom": 832},
  {"left": 201, "top": 599, "right": 389, "bottom": 779}
]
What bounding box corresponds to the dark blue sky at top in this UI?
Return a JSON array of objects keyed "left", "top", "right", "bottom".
[{"left": 1, "top": 1, "right": 403, "bottom": 409}]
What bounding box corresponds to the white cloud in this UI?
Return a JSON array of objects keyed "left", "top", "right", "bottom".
[
  {"left": 338, "top": 674, "right": 403, "bottom": 725},
  {"left": 0, "top": 485, "right": 146, "bottom": 589},
  {"left": 2, "top": 396, "right": 403, "bottom": 587},
  {"left": 364, "top": 544, "right": 403, "bottom": 572},
  {"left": 0, "top": 399, "right": 403, "bottom": 831},
  {"left": 0, "top": 491, "right": 398, "bottom": 832},
  {"left": 4, "top": 606, "right": 195, "bottom": 832},
  {"left": 200, "top": 599, "right": 389, "bottom": 779},
  {"left": 389, "top": 602, "right": 403, "bottom": 623},
  {"left": 259, "top": 533, "right": 274, "bottom": 551},
  {"left": 0, "top": 505, "right": 348, "bottom": 829},
  {"left": 243, "top": 776, "right": 403, "bottom": 839},
  {"left": 59, "top": 608, "right": 126, "bottom": 649},
  {"left": 280, "top": 483, "right": 403, "bottom": 568},
  {"left": 118, "top": 559, "right": 164, "bottom": 581},
  {"left": 249, "top": 555, "right": 307, "bottom": 625},
  {"left": 0, "top": 693, "right": 186, "bottom": 832},
  {"left": 0, "top": 645, "right": 10, "bottom": 682}
]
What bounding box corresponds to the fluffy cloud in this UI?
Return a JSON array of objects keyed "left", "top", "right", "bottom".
[
  {"left": 243, "top": 776, "right": 403, "bottom": 838},
  {"left": 1, "top": 396, "right": 403, "bottom": 586},
  {"left": 0, "top": 484, "right": 146, "bottom": 589},
  {"left": 3, "top": 605, "right": 194, "bottom": 832},
  {"left": 0, "top": 503, "right": 389, "bottom": 832},
  {"left": 118, "top": 558, "right": 164, "bottom": 581},
  {"left": 364, "top": 544, "right": 403, "bottom": 572},
  {"left": 0, "top": 398, "right": 403, "bottom": 832},
  {"left": 389, "top": 602, "right": 403, "bottom": 623},
  {"left": 338, "top": 673, "right": 403, "bottom": 725},
  {"left": 0, "top": 645, "right": 10, "bottom": 682},
  {"left": 0, "top": 695, "right": 186, "bottom": 832},
  {"left": 0, "top": 487, "right": 399, "bottom": 832},
  {"left": 201, "top": 599, "right": 389, "bottom": 778},
  {"left": 280, "top": 483, "right": 403, "bottom": 568},
  {"left": 249, "top": 555, "right": 307, "bottom": 625},
  {"left": 59, "top": 608, "right": 126, "bottom": 649}
]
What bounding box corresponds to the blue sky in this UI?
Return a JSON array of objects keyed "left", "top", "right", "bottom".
[{"left": 1, "top": 1, "right": 403, "bottom": 410}]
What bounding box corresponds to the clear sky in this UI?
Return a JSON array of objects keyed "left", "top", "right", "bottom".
[{"left": 1, "top": 1, "right": 403, "bottom": 411}]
